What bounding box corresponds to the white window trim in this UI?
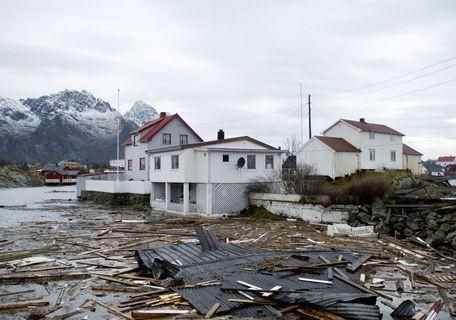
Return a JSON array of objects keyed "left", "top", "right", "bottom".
[
  {"left": 369, "top": 149, "right": 376, "bottom": 161},
  {"left": 265, "top": 155, "right": 274, "bottom": 169},
  {"left": 247, "top": 155, "right": 256, "bottom": 169},
  {"left": 171, "top": 155, "right": 179, "bottom": 170},
  {"left": 154, "top": 156, "right": 161, "bottom": 170}
]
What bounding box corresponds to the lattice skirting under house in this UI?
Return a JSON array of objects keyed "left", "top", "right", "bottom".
[{"left": 210, "top": 183, "right": 249, "bottom": 215}]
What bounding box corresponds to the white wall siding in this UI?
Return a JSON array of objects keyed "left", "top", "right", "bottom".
[
  {"left": 208, "top": 151, "right": 281, "bottom": 183},
  {"left": 324, "top": 122, "right": 361, "bottom": 148},
  {"left": 334, "top": 152, "right": 359, "bottom": 177},
  {"left": 403, "top": 155, "right": 422, "bottom": 175},
  {"left": 359, "top": 132, "right": 403, "bottom": 170},
  {"left": 297, "top": 138, "right": 336, "bottom": 179},
  {"left": 84, "top": 180, "right": 151, "bottom": 194},
  {"left": 125, "top": 117, "right": 201, "bottom": 181},
  {"left": 149, "top": 150, "right": 186, "bottom": 182}
]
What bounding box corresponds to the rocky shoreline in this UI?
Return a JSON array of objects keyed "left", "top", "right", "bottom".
[{"left": 0, "top": 166, "right": 43, "bottom": 188}]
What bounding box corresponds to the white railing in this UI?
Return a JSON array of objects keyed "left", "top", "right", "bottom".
[{"left": 81, "top": 179, "right": 150, "bottom": 194}]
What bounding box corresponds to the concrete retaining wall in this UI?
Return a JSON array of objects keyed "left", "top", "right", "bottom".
[{"left": 249, "top": 192, "right": 358, "bottom": 223}]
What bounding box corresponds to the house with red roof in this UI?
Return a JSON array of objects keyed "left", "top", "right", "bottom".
[
  {"left": 123, "top": 112, "right": 203, "bottom": 180},
  {"left": 435, "top": 155, "right": 456, "bottom": 168},
  {"left": 298, "top": 118, "right": 422, "bottom": 178}
]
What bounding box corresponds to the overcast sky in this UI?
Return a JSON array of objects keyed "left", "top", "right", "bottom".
[{"left": 0, "top": 0, "right": 455, "bottom": 159}]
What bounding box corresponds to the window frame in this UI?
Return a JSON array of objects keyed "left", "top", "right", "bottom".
[
  {"left": 171, "top": 155, "right": 179, "bottom": 169},
  {"left": 369, "top": 149, "right": 376, "bottom": 161},
  {"left": 154, "top": 156, "right": 161, "bottom": 170},
  {"left": 162, "top": 133, "right": 171, "bottom": 145},
  {"left": 222, "top": 154, "right": 229, "bottom": 162},
  {"left": 179, "top": 134, "right": 188, "bottom": 145},
  {"left": 247, "top": 155, "right": 256, "bottom": 169},
  {"left": 139, "top": 157, "right": 146, "bottom": 171},
  {"left": 390, "top": 150, "right": 396, "bottom": 162},
  {"left": 127, "top": 159, "right": 132, "bottom": 171},
  {"left": 265, "top": 155, "right": 274, "bottom": 169},
  {"left": 369, "top": 132, "right": 375, "bottom": 139},
  {"left": 133, "top": 135, "right": 138, "bottom": 146}
]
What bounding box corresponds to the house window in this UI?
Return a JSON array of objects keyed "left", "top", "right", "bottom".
[
  {"left": 222, "top": 154, "right": 229, "bottom": 162},
  {"left": 154, "top": 156, "right": 161, "bottom": 170},
  {"left": 369, "top": 149, "right": 376, "bottom": 161},
  {"left": 265, "top": 155, "right": 274, "bottom": 169},
  {"left": 179, "top": 134, "right": 188, "bottom": 145},
  {"left": 133, "top": 135, "right": 138, "bottom": 146},
  {"left": 139, "top": 157, "right": 145, "bottom": 170},
  {"left": 369, "top": 132, "right": 375, "bottom": 139},
  {"left": 247, "top": 155, "right": 256, "bottom": 169},
  {"left": 162, "top": 133, "right": 171, "bottom": 145},
  {"left": 390, "top": 151, "right": 396, "bottom": 162},
  {"left": 127, "top": 159, "right": 132, "bottom": 171},
  {"left": 171, "top": 155, "right": 179, "bottom": 169}
]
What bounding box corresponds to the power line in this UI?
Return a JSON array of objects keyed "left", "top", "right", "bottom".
[
  {"left": 318, "top": 77, "right": 456, "bottom": 111},
  {"left": 254, "top": 107, "right": 300, "bottom": 136},
  {"left": 313, "top": 54, "right": 456, "bottom": 97},
  {"left": 316, "top": 62, "right": 456, "bottom": 103}
]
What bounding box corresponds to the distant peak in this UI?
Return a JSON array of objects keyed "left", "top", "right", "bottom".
[{"left": 124, "top": 100, "right": 158, "bottom": 126}]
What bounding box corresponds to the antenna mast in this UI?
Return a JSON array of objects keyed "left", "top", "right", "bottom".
[
  {"left": 116, "top": 89, "right": 120, "bottom": 181},
  {"left": 300, "top": 82, "right": 303, "bottom": 144}
]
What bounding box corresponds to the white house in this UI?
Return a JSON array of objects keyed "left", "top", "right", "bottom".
[
  {"left": 298, "top": 136, "right": 361, "bottom": 179},
  {"left": 123, "top": 112, "right": 203, "bottom": 181},
  {"left": 298, "top": 118, "right": 421, "bottom": 179},
  {"left": 436, "top": 156, "right": 456, "bottom": 168},
  {"left": 402, "top": 144, "right": 423, "bottom": 175},
  {"left": 147, "top": 134, "right": 284, "bottom": 215}
]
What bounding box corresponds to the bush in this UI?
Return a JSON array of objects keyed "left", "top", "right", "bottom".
[{"left": 321, "top": 176, "right": 392, "bottom": 205}]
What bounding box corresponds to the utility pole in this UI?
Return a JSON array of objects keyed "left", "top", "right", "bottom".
[
  {"left": 116, "top": 89, "right": 120, "bottom": 182},
  {"left": 300, "top": 82, "right": 303, "bottom": 144},
  {"left": 308, "top": 94, "right": 312, "bottom": 139}
]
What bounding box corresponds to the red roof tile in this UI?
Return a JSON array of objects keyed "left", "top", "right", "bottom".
[
  {"left": 127, "top": 114, "right": 203, "bottom": 144},
  {"left": 436, "top": 156, "right": 455, "bottom": 162},
  {"left": 341, "top": 119, "right": 404, "bottom": 136},
  {"left": 315, "top": 136, "right": 361, "bottom": 153},
  {"left": 403, "top": 144, "right": 422, "bottom": 156}
]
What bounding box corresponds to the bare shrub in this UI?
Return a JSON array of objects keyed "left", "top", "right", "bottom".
[{"left": 283, "top": 164, "right": 323, "bottom": 194}]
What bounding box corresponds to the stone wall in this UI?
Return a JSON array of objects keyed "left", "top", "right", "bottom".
[
  {"left": 249, "top": 192, "right": 358, "bottom": 223},
  {"left": 80, "top": 190, "right": 149, "bottom": 207},
  {"left": 347, "top": 199, "right": 456, "bottom": 251}
]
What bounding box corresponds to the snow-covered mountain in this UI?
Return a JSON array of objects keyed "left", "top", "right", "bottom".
[
  {"left": 124, "top": 100, "right": 158, "bottom": 126},
  {"left": 0, "top": 90, "right": 138, "bottom": 163},
  {"left": 0, "top": 97, "right": 40, "bottom": 136}
]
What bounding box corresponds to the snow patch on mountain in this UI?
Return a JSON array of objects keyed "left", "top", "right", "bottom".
[
  {"left": 21, "top": 90, "right": 121, "bottom": 139},
  {"left": 0, "top": 97, "right": 40, "bottom": 136},
  {"left": 124, "top": 100, "right": 158, "bottom": 126}
]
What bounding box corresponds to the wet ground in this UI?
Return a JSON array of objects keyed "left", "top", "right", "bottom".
[{"left": 0, "top": 186, "right": 454, "bottom": 319}]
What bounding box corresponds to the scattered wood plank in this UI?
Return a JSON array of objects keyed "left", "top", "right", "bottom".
[
  {"left": 347, "top": 254, "right": 372, "bottom": 272},
  {"left": 68, "top": 283, "right": 82, "bottom": 301},
  {"left": 92, "top": 285, "right": 145, "bottom": 293},
  {"left": 131, "top": 309, "right": 189, "bottom": 319},
  {"left": 298, "top": 277, "right": 332, "bottom": 285},
  {"left": 438, "top": 288, "right": 456, "bottom": 316},
  {"left": 0, "top": 272, "right": 89, "bottom": 284},
  {"left": 55, "top": 287, "right": 66, "bottom": 306},
  {"left": 227, "top": 298, "right": 275, "bottom": 305},
  {"left": 94, "top": 300, "right": 134, "bottom": 320},
  {"left": 97, "top": 275, "right": 138, "bottom": 287},
  {"left": 0, "top": 300, "right": 49, "bottom": 310},
  {"left": 333, "top": 274, "right": 393, "bottom": 301},
  {"left": 205, "top": 303, "right": 221, "bottom": 318},
  {"left": 318, "top": 255, "right": 350, "bottom": 280},
  {"left": 0, "top": 289, "right": 35, "bottom": 297}
]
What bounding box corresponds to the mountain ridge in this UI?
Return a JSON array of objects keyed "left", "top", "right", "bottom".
[{"left": 0, "top": 90, "right": 143, "bottom": 163}]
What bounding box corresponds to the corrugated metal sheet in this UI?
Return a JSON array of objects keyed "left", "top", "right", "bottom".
[
  {"left": 323, "top": 303, "right": 380, "bottom": 320},
  {"left": 136, "top": 229, "right": 379, "bottom": 318}
]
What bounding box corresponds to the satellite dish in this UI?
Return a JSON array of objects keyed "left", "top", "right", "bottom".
[{"left": 237, "top": 157, "right": 245, "bottom": 168}]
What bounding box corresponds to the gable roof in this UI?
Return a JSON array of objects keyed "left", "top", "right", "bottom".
[
  {"left": 315, "top": 136, "right": 361, "bottom": 153},
  {"left": 403, "top": 144, "right": 423, "bottom": 156},
  {"left": 436, "top": 156, "right": 455, "bottom": 162},
  {"left": 128, "top": 114, "right": 203, "bottom": 144},
  {"left": 146, "top": 136, "right": 280, "bottom": 154},
  {"left": 338, "top": 119, "right": 405, "bottom": 136}
]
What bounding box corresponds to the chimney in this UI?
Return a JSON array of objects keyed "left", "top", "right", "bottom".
[
  {"left": 159, "top": 112, "right": 167, "bottom": 119},
  {"left": 217, "top": 129, "right": 225, "bottom": 140},
  {"left": 359, "top": 118, "right": 366, "bottom": 123}
]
